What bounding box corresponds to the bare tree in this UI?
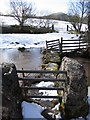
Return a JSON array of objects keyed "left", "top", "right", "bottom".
[
  {"left": 10, "top": 0, "right": 36, "bottom": 31},
  {"left": 68, "top": 0, "right": 87, "bottom": 32}
]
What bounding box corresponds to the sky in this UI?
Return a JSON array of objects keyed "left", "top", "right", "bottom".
[{"left": 0, "top": 0, "right": 70, "bottom": 15}]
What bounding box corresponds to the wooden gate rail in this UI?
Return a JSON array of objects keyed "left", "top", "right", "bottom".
[
  {"left": 17, "top": 70, "right": 67, "bottom": 103},
  {"left": 25, "top": 96, "right": 62, "bottom": 99},
  {"left": 46, "top": 39, "right": 61, "bottom": 52},
  {"left": 18, "top": 77, "right": 66, "bottom": 82},
  {"left": 20, "top": 86, "right": 64, "bottom": 90},
  {"left": 17, "top": 70, "right": 67, "bottom": 74}
]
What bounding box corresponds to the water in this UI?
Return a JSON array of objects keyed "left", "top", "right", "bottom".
[
  {"left": 0, "top": 48, "right": 90, "bottom": 86},
  {"left": 0, "top": 48, "right": 43, "bottom": 70}
]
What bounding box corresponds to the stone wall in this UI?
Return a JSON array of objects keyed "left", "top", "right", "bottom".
[
  {"left": 59, "top": 57, "right": 89, "bottom": 119},
  {"left": 2, "top": 63, "right": 22, "bottom": 119}
]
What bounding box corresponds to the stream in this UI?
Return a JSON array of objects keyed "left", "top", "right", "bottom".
[
  {"left": 0, "top": 48, "right": 90, "bottom": 86},
  {"left": 0, "top": 48, "right": 43, "bottom": 70}
]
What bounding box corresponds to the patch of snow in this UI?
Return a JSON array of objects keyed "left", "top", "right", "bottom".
[
  {"left": 87, "top": 87, "right": 90, "bottom": 120},
  {"left": 0, "top": 16, "right": 19, "bottom": 25},
  {"left": 28, "top": 81, "right": 58, "bottom": 105},
  {"left": 39, "top": 90, "right": 57, "bottom": 97},
  {"left": 88, "top": 86, "right": 90, "bottom": 97},
  {"left": 56, "top": 112, "right": 62, "bottom": 119},
  {"left": 35, "top": 81, "right": 58, "bottom": 101},
  {"left": 21, "top": 101, "right": 45, "bottom": 119},
  {"left": 36, "top": 81, "right": 54, "bottom": 88},
  {"left": 52, "top": 103, "right": 60, "bottom": 111}
]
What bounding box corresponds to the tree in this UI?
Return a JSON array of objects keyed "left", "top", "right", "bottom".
[
  {"left": 10, "top": 0, "right": 36, "bottom": 31},
  {"left": 68, "top": 0, "right": 87, "bottom": 32}
]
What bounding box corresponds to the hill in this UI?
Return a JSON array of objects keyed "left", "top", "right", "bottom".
[
  {"left": 44, "top": 12, "right": 87, "bottom": 24},
  {"left": 44, "top": 12, "right": 69, "bottom": 21}
]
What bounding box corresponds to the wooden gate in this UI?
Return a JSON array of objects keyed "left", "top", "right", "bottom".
[{"left": 17, "top": 69, "right": 68, "bottom": 104}]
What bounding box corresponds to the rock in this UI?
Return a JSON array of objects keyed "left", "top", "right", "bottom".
[
  {"left": 41, "top": 63, "right": 59, "bottom": 79},
  {"left": 59, "top": 57, "right": 89, "bottom": 119},
  {"left": 85, "top": 31, "right": 90, "bottom": 42},
  {"left": 42, "top": 51, "right": 61, "bottom": 64},
  {"left": 34, "top": 42, "right": 40, "bottom": 45},
  {"left": 45, "top": 63, "right": 59, "bottom": 78},
  {"left": 43, "top": 63, "right": 59, "bottom": 71},
  {"left": 18, "top": 47, "right": 25, "bottom": 52},
  {"left": 2, "top": 63, "right": 22, "bottom": 119},
  {"left": 15, "top": 42, "right": 19, "bottom": 44}
]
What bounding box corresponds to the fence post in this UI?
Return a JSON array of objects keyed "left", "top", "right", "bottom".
[
  {"left": 61, "top": 37, "right": 63, "bottom": 53},
  {"left": 22, "top": 68, "right": 27, "bottom": 97},
  {"left": 52, "top": 24, "right": 54, "bottom": 30},
  {"left": 79, "top": 38, "right": 80, "bottom": 49},
  {"left": 67, "top": 25, "right": 69, "bottom": 31},
  {"left": 22, "top": 68, "right": 25, "bottom": 77}
]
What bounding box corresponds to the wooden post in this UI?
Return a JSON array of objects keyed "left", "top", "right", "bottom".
[
  {"left": 22, "top": 68, "right": 25, "bottom": 77},
  {"left": 67, "top": 25, "right": 69, "bottom": 31},
  {"left": 22, "top": 68, "right": 27, "bottom": 97},
  {"left": 61, "top": 37, "right": 63, "bottom": 53},
  {"left": 52, "top": 24, "right": 54, "bottom": 30},
  {"left": 79, "top": 38, "right": 80, "bottom": 49},
  {"left": 46, "top": 40, "right": 48, "bottom": 51}
]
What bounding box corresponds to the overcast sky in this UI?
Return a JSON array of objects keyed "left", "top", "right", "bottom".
[{"left": 0, "top": 0, "right": 71, "bottom": 15}]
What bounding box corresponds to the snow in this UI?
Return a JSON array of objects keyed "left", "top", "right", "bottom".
[
  {"left": 36, "top": 81, "right": 54, "bottom": 88},
  {"left": 36, "top": 81, "right": 57, "bottom": 99},
  {"left": 88, "top": 87, "right": 90, "bottom": 97},
  {"left": 0, "top": 20, "right": 85, "bottom": 49},
  {"left": 0, "top": 32, "right": 79, "bottom": 49},
  {"left": 0, "top": 20, "right": 87, "bottom": 49},
  {"left": 21, "top": 101, "right": 45, "bottom": 119},
  {"left": 0, "top": 16, "right": 19, "bottom": 25}
]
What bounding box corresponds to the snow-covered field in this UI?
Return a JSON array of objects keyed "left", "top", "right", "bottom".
[
  {"left": 0, "top": 32, "right": 79, "bottom": 48},
  {"left": 0, "top": 20, "right": 87, "bottom": 49}
]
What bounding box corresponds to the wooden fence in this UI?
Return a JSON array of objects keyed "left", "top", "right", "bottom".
[
  {"left": 46, "top": 37, "right": 89, "bottom": 53},
  {"left": 17, "top": 69, "right": 68, "bottom": 104},
  {"left": 61, "top": 37, "right": 89, "bottom": 52}
]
